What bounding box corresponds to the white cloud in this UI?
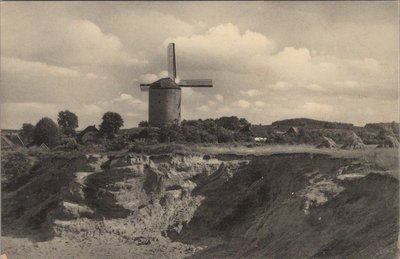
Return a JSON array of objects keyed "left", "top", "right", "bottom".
[
  {"left": 255, "top": 101, "right": 265, "bottom": 107},
  {"left": 86, "top": 73, "right": 107, "bottom": 80},
  {"left": 2, "top": 57, "right": 79, "bottom": 78},
  {"left": 80, "top": 104, "right": 103, "bottom": 116},
  {"left": 240, "top": 89, "right": 262, "bottom": 97},
  {"left": 304, "top": 83, "right": 324, "bottom": 91},
  {"left": 300, "top": 102, "right": 333, "bottom": 114},
  {"left": 215, "top": 94, "right": 224, "bottom": 101},
  {"left": 0, "top": 4, "right": 397, "bottom": 128},
  {"left": 139, "top": 73, "right": 159, "bottom": 83},
  {"left": 267, "top": 81, "right": 293, "bottom": 90},
  {"left": 138, "top": 70, "right": 170, "bottom": 84},
  {"left": 104, "top": 93, "right": 145, "bottom": 107},
  {"left": 2, "top": 12, "right": 146, "bottom": 67},
  {"left": 197, "top": 105, "right": 210, "bottom": 112},
  {"left": 166, "top": 23, "right": 275, "bottom": 72},
  {"left": 158, "top": 70, "right": 169, "bottom": 78},
  {"left": 235, "top": 99, "right": 251, "bottom": 109}
]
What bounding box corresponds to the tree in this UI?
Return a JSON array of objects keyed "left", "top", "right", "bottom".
[
  {"left": 57, "top": 110, "right": 79, "bottom": 136},
  {"left": 20, "top": 123, "right": 35, "bottom": 144},
  {"left": 138, "top": 121, "right": 149, "bottom": 127},
  {"left": 182, "top": 125, "right": 202, "bottom": 143},
  {"left": 216, "top": 127, "right": 234, "bottom": 143},
  {"left": 160, "top": 124, "right": 185, "bottom": 142},
  {"left": 99, "top": 112, "right": 124, "bottom": 139},
  {"left": 215, "top": 116, "right": 249, "bottom": 131},
  {"left": 33, "top": 117, "right": 59, "bottom": 147}
]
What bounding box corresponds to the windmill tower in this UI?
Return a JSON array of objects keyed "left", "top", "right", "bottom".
[{"left": 140, "top": 43, "right": 213, "bottom": 127}]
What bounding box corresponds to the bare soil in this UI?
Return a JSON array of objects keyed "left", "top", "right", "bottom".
[{"left": 1, "top": 147, "right": 398, "bottom": 258}]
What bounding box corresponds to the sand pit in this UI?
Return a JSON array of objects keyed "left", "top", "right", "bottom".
[{"left": 1, "top": 149, "right": 398, "bottom": 258}]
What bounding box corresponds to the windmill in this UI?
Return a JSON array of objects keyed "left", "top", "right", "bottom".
[{"left": 140, "top": 43, "right": 213, "bottom": 127}]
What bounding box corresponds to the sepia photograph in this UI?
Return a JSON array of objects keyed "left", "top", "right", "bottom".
[{"left": 0, "top": 1, "right": 399, "bottom": 258}]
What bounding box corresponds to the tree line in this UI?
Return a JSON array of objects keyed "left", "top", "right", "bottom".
[
  {"left": 20, "top": 110, "right": 124, "bottom": 147},
  {"left": 132, "top": 116, "right": 252, "bottom": 144}
]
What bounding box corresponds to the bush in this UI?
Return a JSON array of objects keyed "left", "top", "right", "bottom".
[
  {"left": 99, "top": 112, "right": 124, "bottom": 139},
  {"left": 216, "top": 127, "right": 234, "bottom": 143},
  {"left": 199, "top": 130, "right": 218, "bottom": 143},
  {"left": 160, "top": 124, "right": 185, "bottom": 142},
  {"left": 182, "top": 125, "right": 202, "bottom": 143},
  {"left": 129, "top": 143, "right": 192, "bottom": 155},
  {"left": 20, "top": 123, "right": 35, "bottom": 145},
  {"left": 57, "top": 110, "right": 79, "bottom": 136},
  {"left": 138, "top": 121, "right": 149, "bottom": 127},
  {"left": 1, "top": 151, "right": 32, "bottom": 185},
  {"left": 33, "top": 117, "right": 59, "bottom": 147},
  {"left": 215, "top": 116, "right": 249, "bottom": 131},
  {"left": 105, "top": 136, "right": 129, "bottom": 151}
]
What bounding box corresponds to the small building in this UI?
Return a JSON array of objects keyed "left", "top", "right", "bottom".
[
  {"left": 77, "top": 125, "right": 99, "bottom": 143},
  {"left": 249, "top": 125, "right": 269, "bottom": 142},
  {"left": 285, "top": 127, "right": 300, "bottom": 136},
  {"left": 38, "top": 143, "right": 50, "bottom": 152}
]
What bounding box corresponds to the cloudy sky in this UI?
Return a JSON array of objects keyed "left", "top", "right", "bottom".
[{"left": 1, "top": 2, "right": 398, "bottom": 129}]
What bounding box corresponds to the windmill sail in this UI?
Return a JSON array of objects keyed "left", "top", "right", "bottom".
[
  {"left": 167, "top": 43, "right": 177, "bottom": 80},
  {"left": 179, "top": 79, "right": 213, "bottom": 87}
]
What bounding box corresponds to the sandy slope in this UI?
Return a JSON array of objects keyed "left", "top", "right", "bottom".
[{"left": 1, "top": 147, "right": 398, "bottom": 258}]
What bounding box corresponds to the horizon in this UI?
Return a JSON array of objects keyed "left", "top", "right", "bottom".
[{"left": 1, "top": 2, "right": 399, "bottom": 129}]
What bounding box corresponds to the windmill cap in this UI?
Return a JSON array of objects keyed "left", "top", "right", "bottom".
[{"left": 150, "top": 78, "right": 180, "bottom": 89}]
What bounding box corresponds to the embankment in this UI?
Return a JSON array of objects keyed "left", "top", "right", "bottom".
[{"left": 1, "top": 150, "right": 398, "bottom": 258}]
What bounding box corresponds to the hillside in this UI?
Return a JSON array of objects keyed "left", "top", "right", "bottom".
[
  {"left": 1, "top": 147, "right": 398, "bottom": 258},
  {"left": 271, "top": 118, "right": 354, "bottom": 129}
]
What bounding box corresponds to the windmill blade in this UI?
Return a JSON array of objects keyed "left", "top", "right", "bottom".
[
  {"left": 140, "top": 84, "right": 151, "bottom": 91},
  {"left": 167, "top": 43, "right": 177, "bottom": 80},
  {"left": 178, "top": 79, "right": 213, "bottom": 87}
]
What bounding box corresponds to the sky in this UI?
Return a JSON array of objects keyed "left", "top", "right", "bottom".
[{"left": 1, "top": 1, "right": 399, "bottom": 129}]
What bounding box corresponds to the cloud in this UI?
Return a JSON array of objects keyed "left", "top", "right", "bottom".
[
  {"left": 255, "top": 101, "right": 265, "bottom": 107},
  {"left": 240, "top": 89, "right": 262, "bottom": 98},
  {"left": 166, "top": 23, "right": 275, "bottom": 72},
  {"left": 300, "top": 102, "right": 334, "bottom": 114},
  {"left": 197, "top": 105, "right": 210, "bottom": 112},
  {"left": 103, "top": 93, "right": 145, "bottom": 107},
  {"left": 267, "top": 81, "right": 293, "bottom": 90},
  {"left": 335, "top": 80, "right": 360, "bottom": 88},
  {"left": 234, "top": 99, "right": 251, "bottom": 109},
  {"left": 138, "top": 74, "right": 159, "bottom": 83},
  {"left": 81, "top": 104, "right": 103, "bottom": 115},
  {"left": 2, "top": 57, "right": 79, "bottom": 78},
  {"left": 2, "top": 11, "right": 146, "bottom": 67},
  {"left": 215, "top": 94, "right": 224, "bottom": 101},
  {"left": 1, "top": 3, "right": 397, "bottom": 128},
  {"left": 86, "top": 73, "right": 107, "bottom": 80},
  {"left": 304, "top": 83, "right": 324, "bottom": 91}
]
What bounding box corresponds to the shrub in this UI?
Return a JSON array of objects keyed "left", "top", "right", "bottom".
[
  {"left": 182, "top": 125, "right": 202, "bottom": 143},
  {"left": 160, "top": 124, "right": 185, "bottom": 142},
  {"left": 20, "top": 123, "right": 35, "bottom": 145},
  {"left": 99, "top": 112, "right": 124, "bottom": 139},
  {"left": 199, "top": 130, "right": 218, "bottom": 143},
  {"left": 215, "top": 116, "right": 249, "bottom": 131},
  {"left": 57, "top": 110, "right": 79, "bottom": 136},
  {"left": 216, "top": 127, "right": 234, "bottom": 143},
  {"left": 138, "top": 121, "right": 149, "bottom": 127},
  {"left": 105, "top": 136, "right": 129, "bottom": 151},
  {"left": 1, "top": 151, "right": 32, "bottom": 185},
  {"left": 33, "top": 117, "right": 59, "bottom": 147}
]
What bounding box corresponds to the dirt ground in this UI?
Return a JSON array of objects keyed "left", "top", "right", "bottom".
[{"left": 1, "top": 235, "right": 196, "bottom": 259}]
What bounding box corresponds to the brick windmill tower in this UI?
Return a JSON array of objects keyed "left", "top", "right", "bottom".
[{"left": 140, "top": 43, "right": 213, "bottom": 127}]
